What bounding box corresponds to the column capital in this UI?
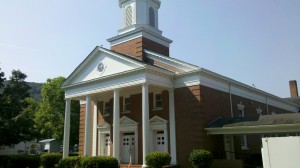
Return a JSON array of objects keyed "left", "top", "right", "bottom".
[{"left": 168, "top": 88, "right": 174, "bottom": 92}]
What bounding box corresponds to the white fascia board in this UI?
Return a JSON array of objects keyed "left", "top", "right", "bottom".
[
  {"left": 144, "top": 50, "right": 200, "bottom": 72},
  {"left": 62, "top": 47, "right": 144, "bottom": 88},
  {"left": 62, "top": 47, "right": 100, "bottom": 87},
  {"left": 173, "top": 69, "right": 299, "bottom": 112},
  {"left": 205, "top": 124, "right": 300, "bottom": 135},
  {"left": 107, "top": 27, "right": 172, "bottom": 47},
  {"left": 174, "top": 72, "right": 201, "bottom": 88},
  {"left": 64, "top": 67, "right": 173, "bottom": 99},
  {"left": 146, "top": 72, "right": 173, "bottom": 88},
  {"left": 64, "top": 71, "right": 146, "bottom": 99}
]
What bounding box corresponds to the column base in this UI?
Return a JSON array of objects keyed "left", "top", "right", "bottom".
[{"left": 142, "top": 164, "right": 148, "bottom": 168}]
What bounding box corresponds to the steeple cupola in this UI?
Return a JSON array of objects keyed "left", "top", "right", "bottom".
[
  {"left": 119, "top": 0, "right": 161, "bottom": 35},
  {"left": 107, "top": 0, "right": 172, "bottom": 61}
]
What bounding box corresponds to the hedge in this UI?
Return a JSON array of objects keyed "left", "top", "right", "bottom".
[
  {"left": 145, "top": 152, "right": 171, "bottom": 168},
  {"left": 40, "top": 153, "right": 62, "bottom": 168},
  {"left": 188, "top": 149, "right": 213, "bottom": 168},
  {"left": 57, "top": 156, "right": 80, "bottom": 168},
  {"left": 58, "top": 156, "right": 118, "bottom": 168},
  {"left": 0, "top": 155, "right": 40, "bottom": 168}
]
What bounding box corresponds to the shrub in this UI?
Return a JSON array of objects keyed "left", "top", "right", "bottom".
[
  {"left": 1, "top": 155, "right": 40, "bottom": 168},
  {"left": 69, "top": 152, "right": 79, "bottom": 157},
  {"left": 145, "top": 152, "right": 171, "bottom": 168},
  {"left": 58, "top": 156, "right": 80, "bottom": 168},
  {"left": 40, "top": 153, "right": 62, "bottom": 168},
  {"left": 80, "top": 156, "right": 118, "bottom": 168},
  {"left": 188, "top": 149, "right": 213, "bottom": 168}
]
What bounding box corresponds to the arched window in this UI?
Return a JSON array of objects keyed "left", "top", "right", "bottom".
[
  {"left": 126, "top": 6, "right": 133, "bottom": 27},
  {"left": 149, "top": 7, "right": 155, "bottom": 27}
]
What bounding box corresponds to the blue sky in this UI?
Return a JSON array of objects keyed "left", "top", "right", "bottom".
[{"left": 0, "top": 0, "right": 299, "bottom": 98}]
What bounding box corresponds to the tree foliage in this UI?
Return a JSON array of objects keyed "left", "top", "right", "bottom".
[
  {"left": 0, "top": 69, "right": 36, "bottom": 146},
  {"left": 34, "top": 77, "right": 80, "bottom": 146}
]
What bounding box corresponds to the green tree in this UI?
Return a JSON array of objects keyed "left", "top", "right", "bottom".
[
  {"left": 0, "top": 67, "right": 5, "bottom": 88},
  {"left": 34, "top": 77, "right": 80, "bottom": 147},
  {"left": 0, "top": 70, "right": 35, "bottom": 146}
]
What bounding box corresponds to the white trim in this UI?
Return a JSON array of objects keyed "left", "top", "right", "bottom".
[
  {"left": 107, "top": 27, "right": 172, "bottom": 47},
  {"left": 63, "top": 99, "right": 71, "bottom": 158},
  {"left": 168, "top": 89, "right": 177, "bottom": 164},
  {"left": 174, "top": 70, "right": 299, "bottom": 112},
  {"left": 98, "top": 123, "right": 111, "bottom": 156},
  {"left": 153, "top": 90, "right": 163, "bottom": 110},
  {"left": 149, "top": 116, "right": 169, "bottom": 154},
  {"left": 122, "top": 94, "right": 131, "bottom": 113},
  {"left": 205, "top": 124, "right": 300, "bottom": 135},
  {"left": 92, "top": 101, "right": 98, "bottom": 156},
  {"left": 142, "top": 83, "right": 150, "bottom": 168},
  {"left": 119, "top": 116, "right": 139, "bottom": 164},
  {"left": 113, "top": 90, "right": 120, "bottom": 160},
  {"left": 84, "top": 96, "right": 92, "bottom": 156}
]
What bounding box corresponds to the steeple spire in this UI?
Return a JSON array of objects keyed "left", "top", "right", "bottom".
[{"left": 107, "top": 0, "right": 172, "bottom": 61}]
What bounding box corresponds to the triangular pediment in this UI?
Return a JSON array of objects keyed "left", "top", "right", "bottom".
[
  {"left": 62, "top": 47, "right": 144, "bottom": 87},
  {"left": 98, "top": 121, "right": 110, "bottom": 128},
  {"left": 120, "top": 116, "right": 138, "bottom": 126},
  {"left": 149, "top": 116, "right": 168, "bottom": 124}
]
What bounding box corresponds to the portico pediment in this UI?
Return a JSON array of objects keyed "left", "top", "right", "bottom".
[
  {"left": 120, "top": 116, "right": 138, "bottom": 126},
  {"left": 149, "top": 116, "right": 168, "bottom": 124},
  {"left": 98, "top": 121, "right": 110, "bottom": 128},
  {"left": 62, "top": 47, "right": 144, "bottom": 87}
]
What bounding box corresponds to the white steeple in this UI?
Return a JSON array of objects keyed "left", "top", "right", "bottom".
[{"left": 118, "top": 0, "right": 162, "bottom": 35}]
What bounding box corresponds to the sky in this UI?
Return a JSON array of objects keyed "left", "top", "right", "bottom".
[{"left": 0, "top": 0, "right": 299, "bottom": 98}]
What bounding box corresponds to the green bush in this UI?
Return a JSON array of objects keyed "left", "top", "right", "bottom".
[
  {"left": 69, "top": 152, "right": 79, "bottom": 157},
  {"left": 188, "top": 149, "right": 213, "bottom": 168},
  {"left": 145, "top": 152, "right": 171, "bottom": 168},
  {"left": 58, "top": 156, "right": 80, "bottom": 168},
  {"left": 80, "top": 156, "right": 118, "bottom": 168},
  {"left": 0, "top": 155, "right": 40, "bottom": 168},
  {"left": 40, "top": 153, "right": 62, "bottom": 168}
]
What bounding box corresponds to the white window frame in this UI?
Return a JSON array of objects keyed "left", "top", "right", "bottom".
[
  {"left": 237, "top": 103, "right": 245, "bottom": 118},
  {"left": 103, "top": 101, "right": 110, "bottom": 116},
  {"left": 153, "top": 91, "right": 163, "bottom": 110},
  {"left": 256, "top": 107, "right": 262, "bottom": 115},
  {"left": 237, "top": 103, "right": 248, "bottom": 150},
  {"left": 123, "top": 96, "right": 131, "bottom": 113}
]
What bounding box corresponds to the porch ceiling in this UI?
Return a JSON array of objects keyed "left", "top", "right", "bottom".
[{"left": 205, "top": 113, "right": 300, "bottom": 135}]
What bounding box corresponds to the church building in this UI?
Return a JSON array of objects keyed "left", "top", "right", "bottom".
[{"left": 61, "top": 0, "right": 300, "bottom": 167}]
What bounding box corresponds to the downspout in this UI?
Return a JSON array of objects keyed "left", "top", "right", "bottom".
[{"left": 229, "top": 82, "right": 233, "bottom": 117}]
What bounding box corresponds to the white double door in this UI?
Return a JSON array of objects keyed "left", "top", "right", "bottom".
[
  {"left": 153, "top": 130, "right": 166, "bottom": 152},
  {"left": 121, "top": 133, "right": 135, "bottom": 163}
]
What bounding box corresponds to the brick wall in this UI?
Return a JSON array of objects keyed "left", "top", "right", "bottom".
[{"left": 111, "top": 37, "right": 169, "bottom": 61}]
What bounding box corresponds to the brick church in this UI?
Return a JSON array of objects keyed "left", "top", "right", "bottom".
[{"left": 61, "top": 0, "right": 300, "bottom": 167}]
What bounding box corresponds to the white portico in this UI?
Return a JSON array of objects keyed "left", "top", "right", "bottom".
[{"left": 61, "top": 47, "right": 178, "bottom": 166}]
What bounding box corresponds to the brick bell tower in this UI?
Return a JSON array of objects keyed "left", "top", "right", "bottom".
[{"left": 107, "top": 0, "right": 172, "bottom": 61}]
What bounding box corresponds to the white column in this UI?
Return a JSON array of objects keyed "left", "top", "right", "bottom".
[
  {"left": 84, "top": 96, "right": 92, "bottom": 156},
  {"left": 142, "top": 83, "right": 150, "bottom": 168},
  {"left": 92, "top": 101, "right": 98, "bottom": 156},
  {"left": 63, "top": 99, "right": 71, "bottom": 158},
  {"left": 169, "top": 89, "right": 177, "bottom": 164},
  {"left": 113, "top": 89, "right": 120, "bottom": 160}
]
